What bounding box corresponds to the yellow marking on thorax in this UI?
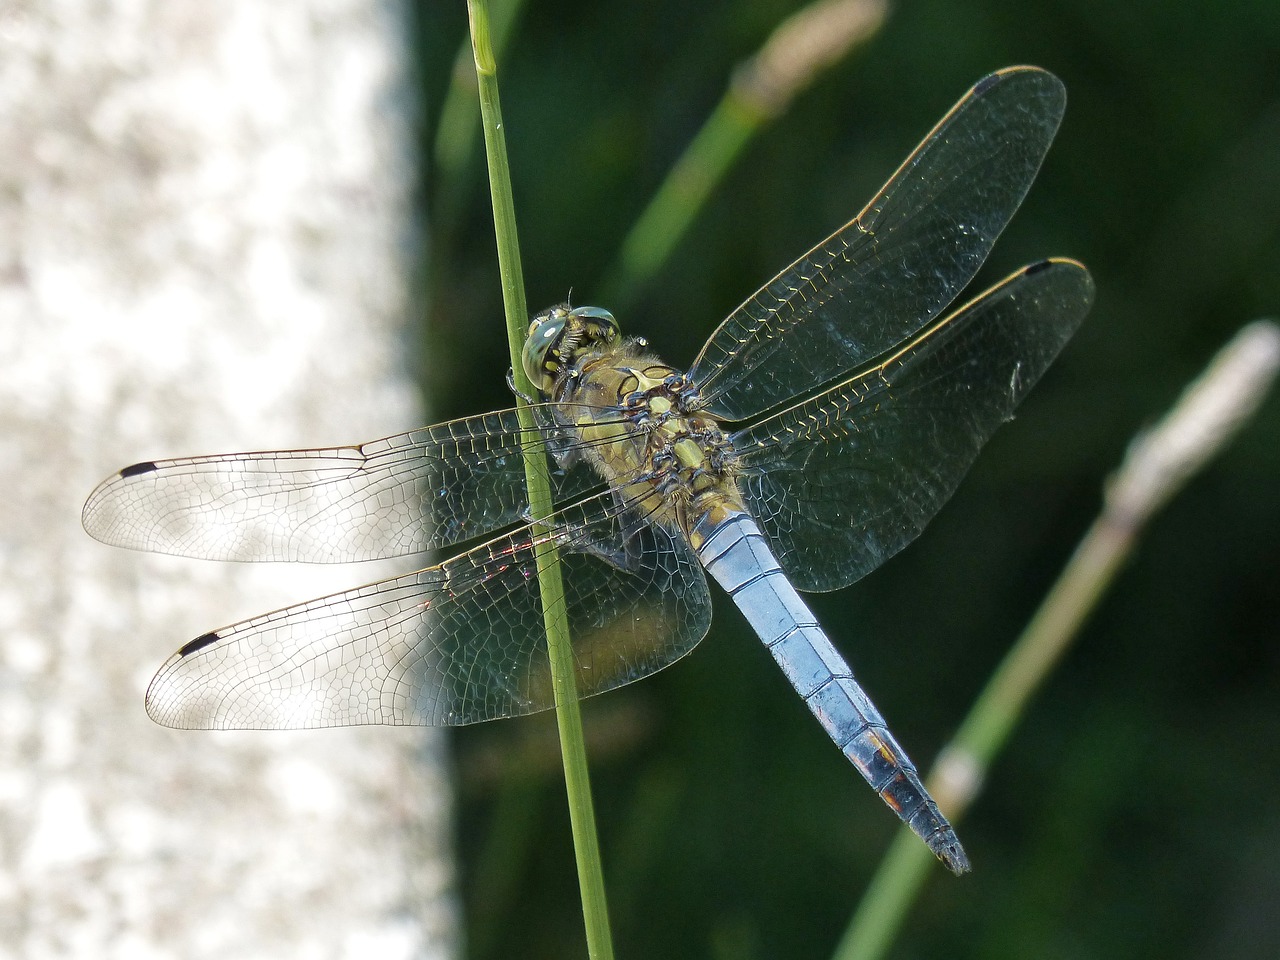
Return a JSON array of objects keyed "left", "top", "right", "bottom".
[{"left": 673, "top": 438, "right": 704, "bottom": 469}]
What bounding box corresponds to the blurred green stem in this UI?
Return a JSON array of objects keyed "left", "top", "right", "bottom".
[
  {"left": 599, "top": 0, "right": 888, "bottom": 311},
  {"left": 467, "top": 3, "right": 615, "bottom": 957},
  {"left": 435, "top": 0, "right": 525, "bottom": 231},
  {"left": 835, "top": 514, "right": 1128, "bottom": 960},
  {"left": 598, "top": 95, "right": 762, "bottom": 311},
  {"left": 834, "top": 319, "right": 1280, "bottom": 960}
]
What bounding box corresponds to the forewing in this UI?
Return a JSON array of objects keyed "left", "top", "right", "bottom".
[
  {"left": 143, "top": 490, "right": 712, "bottom": 729},
  {"left": 732, "top": 259, "right": 1093, "bottom": 593},
  {"left": 690, "top": 66, "right": 1066, "bottom": 421},
  {"left": 82, "top": 405, "right": 605, "bottom": 562}
]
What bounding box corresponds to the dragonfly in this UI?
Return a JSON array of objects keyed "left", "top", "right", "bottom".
[{"left": 83, "top": 66, "right": 1093, "bottom": 875}]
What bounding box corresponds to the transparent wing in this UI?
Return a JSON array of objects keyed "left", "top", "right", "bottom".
[
  {"left": 143, "top": 490, "right": 712, "bottom": 729},
  {"left": 732, "top": 258, "right": 1093, "bottom": 593},
  {"left": 689, "top": 66, "right": 1066, "bottom": 422},
  {"left": 82, "top": 405, "right": 610, "bottom": 562}
]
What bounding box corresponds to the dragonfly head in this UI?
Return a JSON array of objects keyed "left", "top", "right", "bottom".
[{"left": 523, "top": 305, "right": 621, "bottom": 394}]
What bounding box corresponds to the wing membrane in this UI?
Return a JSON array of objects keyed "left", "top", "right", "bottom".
[
  {"left": 82, "top": 405, "right": 611, "bottom": 562},
  {"left": 732, "top": 259, "right": 1093, "bottom": 593},
  {"left": 143, "top": 490, "right": 712, "bottom": 729},
  {"left": 690, "top": 66, "right": 1066, "bottom": 421}
]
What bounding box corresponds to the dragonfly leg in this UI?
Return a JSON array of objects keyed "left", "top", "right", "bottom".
[{"left": 550, "top": 498, "right": 648, "bottom": 574}]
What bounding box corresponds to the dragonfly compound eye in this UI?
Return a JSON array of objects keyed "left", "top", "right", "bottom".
[
  {"left": 522, "top": 308, "right": 570, "bottom": 393},
  {"left": 568, "top": 306, "right": 621, "bottom": 349}
]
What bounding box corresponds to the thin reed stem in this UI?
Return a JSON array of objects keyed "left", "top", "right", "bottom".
[{"left": 466, "top": 3, "right": 615, "bottom": 957}]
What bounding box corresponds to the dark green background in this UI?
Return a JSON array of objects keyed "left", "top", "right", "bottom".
[{"left": 414, "top": 2, "right": 1280, "bottom": 958}]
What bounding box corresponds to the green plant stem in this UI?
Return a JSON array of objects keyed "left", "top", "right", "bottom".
[
  {"left": 833, "top": 516, "right": 1130, "bottom": 960},
  {"left": 598, "top": 95, "right": 761, "bottom": 311},
  {"left": 598, "top": 0, "right": 887, "bottom": 311},
  {"left": 466, "top": 4, "right": 615, "bottom": 958},
  {"left": 434, "top": 0, "right": 525, "bottom": 231},
  {"left": 833, "top": 319, "right": 1280, "bottom": 960}
]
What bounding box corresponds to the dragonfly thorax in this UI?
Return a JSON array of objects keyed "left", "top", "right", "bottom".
[
  {"left": 523, "top": 305, "right": 742, "bottom": 523},
  {"left": 558, "top": 347, "right": 745, "bottom": 533}
]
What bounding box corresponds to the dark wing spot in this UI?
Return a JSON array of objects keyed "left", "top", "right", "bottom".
[
  {"left": 973, "top": 71, "right": 1003, "bottom": 95},
  {"left": 120, "top": 461, "right": 159, "bottom": 478},
  {"left": 1024, "top": 258, "right": 1053, "bottom": 276},
  {"left": 179, "top": 632, "right": 220, "bottom": 656}
]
